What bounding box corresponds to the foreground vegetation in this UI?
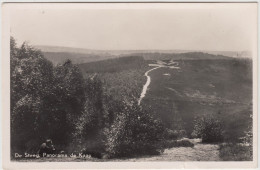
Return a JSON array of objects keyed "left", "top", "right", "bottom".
[
  {"left": 10, "top": 37, "right": 165, "bottom": 159},
  {"left": 219, "top": 143, "right": 252, "bottom": 161}
]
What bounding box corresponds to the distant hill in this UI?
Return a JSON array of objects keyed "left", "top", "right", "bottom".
[
  {"left": 41, "top": 52, "right": 117, "bottom": 65},
  {"left": 127, "top": 52, "right": 232, "bottom": 60},
  {"left": 35, "top": 45, "right": 251, "bottom": 65},
  {"left": 35, "top": 45, "right": 121, "bottom": 65},
  {"left": 79, "top": 56, "right": 146, "bottom": 73}
]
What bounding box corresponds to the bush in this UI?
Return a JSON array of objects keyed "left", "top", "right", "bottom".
[
  {"left": 163, "top": 128, "right": 178, "bottom": 140},
  {"left": 219, "top": 143, "right": 252, "bottom": 161},
  {"left": 104, "top": 102, "right": 165, "bottom": 158},
  {"left": 192, "top": 115, "right": 223, "bottom": 143},
  {"left": 163, "top": 128, "right": 187, "bottom": 140},
  {"left": 163, "top": 139, "right": 194, "bottom": 148}
]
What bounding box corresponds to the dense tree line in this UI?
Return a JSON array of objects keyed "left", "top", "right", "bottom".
[{"left": 10, "top": 37, "right": 164, "bottom": 158}]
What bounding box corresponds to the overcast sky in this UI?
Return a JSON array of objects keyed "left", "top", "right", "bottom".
[{"left": 9, "top": 3, "right": 257, "bottom": 51}]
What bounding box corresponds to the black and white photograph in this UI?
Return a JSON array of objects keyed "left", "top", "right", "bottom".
[{"left": 1, "top": 2, "right": 258, "bottom": 169}]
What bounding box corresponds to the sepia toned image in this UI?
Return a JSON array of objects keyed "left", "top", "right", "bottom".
[{"left": 1, "top": 2, "right": 258, "bottom": 169}]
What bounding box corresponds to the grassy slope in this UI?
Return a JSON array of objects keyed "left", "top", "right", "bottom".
[
  {"left": 79, "top": 54, "right": 252, "bottom": 142},
  {"left": 142, "top": 59, "right": 252, "bottom": 142}
]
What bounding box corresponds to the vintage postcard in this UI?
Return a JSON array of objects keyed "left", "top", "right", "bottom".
[{"left": 1, "top": 2, "right": 258, "bottom": 169}]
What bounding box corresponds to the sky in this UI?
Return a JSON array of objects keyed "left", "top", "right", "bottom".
[{"left": 9, "top": 3, "right": 257, "bottom": 52}]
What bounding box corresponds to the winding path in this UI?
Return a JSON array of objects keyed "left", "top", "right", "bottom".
[
  {"left": 138, "top": 60, "right": 180, "bottom": 105},
  {"left": 138, "top": 66, "right": 162, "bottom": 105}
]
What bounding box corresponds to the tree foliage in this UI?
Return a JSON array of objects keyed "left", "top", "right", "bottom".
[
  {"left": 11, "top": 37, "right": 86, "bottom": 153},
  {"left": 104, "top": 102, "right": 164, "bottom": 158},
  {"left": 11, "top": 38, "right": 55, "bottom": 152},
  {"left": 10, "top": 37, "right": 165, "bottom": 158}
]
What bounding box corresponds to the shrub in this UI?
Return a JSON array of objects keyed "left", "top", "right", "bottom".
[
  {"left": 163, "top": 128, "right": 178, "bottom": 140},
  {"left": 192, "top": 115, "right": 223, "bottom": 143},
  {"left": 104, "top": 102, "right": 165, "bottom": 158},
  {"left": 175, "top": 139, "right": 194, "bottom": 147},
  {"left": 163, "top": 139, "right": 194, "bottom": 148},
  {"left": 163, "top": 128, "right": 187, "bottom": 140},
  {"left": 219, "top": 143, "right": 252, "bottom": 161}
]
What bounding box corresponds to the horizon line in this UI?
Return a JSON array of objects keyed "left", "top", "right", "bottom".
[{"left": 33, "top": 44, "right": 251, "bottom": 53}]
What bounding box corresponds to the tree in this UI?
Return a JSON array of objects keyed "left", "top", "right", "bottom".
[
  {"left": 51, "top": 59, "right": 85, "bottom": 145},
  {"left": 72, "top": 76, "right": 105, "bottom": 151},
  {"left": 11, "top": 37, "right": 86, "bottom": 153},
  {"left": 104, "top": 102, "right": 164, "bottom": 158},
  {"left": 11, "top": 38, "right": 55, "bottom": 153},
  {"left": 10, "top": 37, "right": 166, "bottom": 158}
]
